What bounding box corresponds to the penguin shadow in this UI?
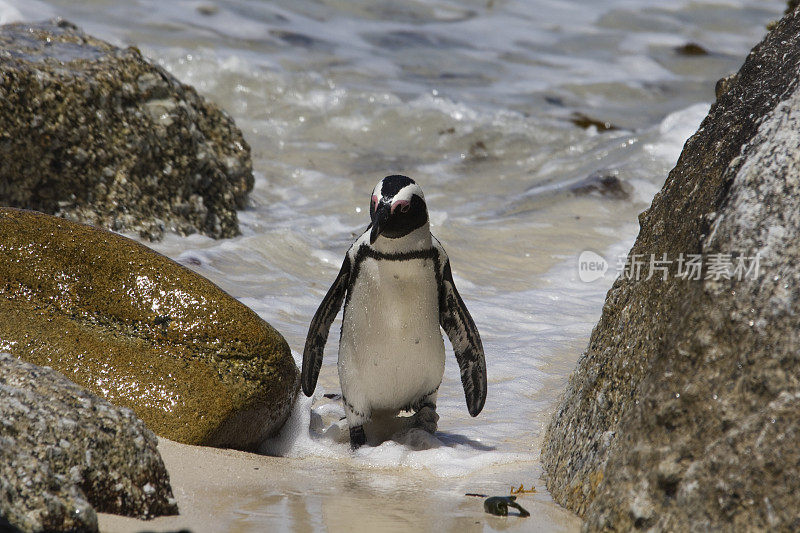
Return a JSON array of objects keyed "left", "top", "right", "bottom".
[
  {"left": 378, "top": 425, "right": 497, "bottom": 452},
  {"left": 434, "top": 431, "right": 496, "bottom": 451}
]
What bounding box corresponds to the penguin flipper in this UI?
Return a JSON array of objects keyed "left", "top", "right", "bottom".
[
  {"left": 302, "top": 255, "right": 350, "bottom": 396},
  {"left": 438, "top": 259, "right": 487, "bottom": 417}
]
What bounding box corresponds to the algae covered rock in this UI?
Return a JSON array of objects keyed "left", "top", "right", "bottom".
[
  {"left": 0, "top": 353, "right": 177, "bottom": 532},
  {"left": 542, "top": 8, "right": 800, "bottom": 531},
  {"left": 0, "top": 19, "right": 252, "bottom": 241},
  {"left": 0, "top": 208, "right": 299, "bottom": 451}
]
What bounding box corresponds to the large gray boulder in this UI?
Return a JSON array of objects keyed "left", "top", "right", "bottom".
[
  {"left": 0, "top": 19, "right": 252, "bottom": 241},
  {"left": 0, "top": 353, "right": 177, "bottom": 532},
  {"left": 542, "top": 7, "right": 800, "bottom": 531}
]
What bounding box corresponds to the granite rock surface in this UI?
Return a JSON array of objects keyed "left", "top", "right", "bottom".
[
  {"left": 0, "top": 19, "right": 253, "bottom": 241},
  {"left": 0, "top": 353, "right": 177, "bottom": 532},
  {"left": 542, "top": 7, "right": 800, "bottom": 531}
]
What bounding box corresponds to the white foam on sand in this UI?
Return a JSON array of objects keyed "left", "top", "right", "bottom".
[{"left": 260, "top": 367, "right": 528, "bottom": 478}]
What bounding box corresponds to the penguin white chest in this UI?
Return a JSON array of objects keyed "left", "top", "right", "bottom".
[{"left": 339, "top": 256, "right": 445, "bottom": 411}]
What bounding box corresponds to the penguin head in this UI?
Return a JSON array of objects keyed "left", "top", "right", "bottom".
[{"left": 369, "top": 175, "right": 429, "bottom": 244}]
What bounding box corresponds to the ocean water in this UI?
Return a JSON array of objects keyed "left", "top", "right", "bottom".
[{"left": 2, "top": 0, "right": 785, "bottom": 527}]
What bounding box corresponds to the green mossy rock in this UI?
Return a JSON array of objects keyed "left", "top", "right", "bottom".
[{"left": 0, "top": 208, "right": 299, "bottom": 451}]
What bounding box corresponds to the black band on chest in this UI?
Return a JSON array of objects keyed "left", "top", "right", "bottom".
[{"left": 358, "top": 244, "right": 438, "bottom": 262}]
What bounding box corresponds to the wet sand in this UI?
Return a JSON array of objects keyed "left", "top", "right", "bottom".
[{"left": 98, "top": 438, "right": 581, "bottom": 532}]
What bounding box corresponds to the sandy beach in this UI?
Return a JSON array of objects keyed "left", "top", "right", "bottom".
[{"left": 99, "top": 438, "right": 581, "bottom": 532}]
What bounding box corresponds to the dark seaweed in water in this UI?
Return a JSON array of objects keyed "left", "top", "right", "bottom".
[
  {"left": 569, "top": 171, "right": 631, "bottom": 200},
  {"left": 675, "top": 42, "right": 710, "bottom": 56},
  {"left": 569, "top": 112, "right": 618, "bottom": 132}
]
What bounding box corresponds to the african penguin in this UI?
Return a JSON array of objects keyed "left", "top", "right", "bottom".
[{"left": 302, "top": 175, "right": 487, "bottom": 449}]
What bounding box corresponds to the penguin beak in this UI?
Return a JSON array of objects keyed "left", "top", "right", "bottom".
[{"left": 370, "top": 201, "right": 390, "bottom": 244}]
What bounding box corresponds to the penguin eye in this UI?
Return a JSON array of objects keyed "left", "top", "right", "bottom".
[
  {"left": 392, "top": 200, "right": 410, "bottom": 214},
  {"left": 371, "top": 195, "right": 378, "bottom": 212}
]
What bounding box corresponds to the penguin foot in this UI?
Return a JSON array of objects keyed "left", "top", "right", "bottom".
[
  {"left": 349, "top": 425, "right": 366, "bottom": 449},
  {"left": 410, "top": 405, "right": 439, "bottom": 434}
]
